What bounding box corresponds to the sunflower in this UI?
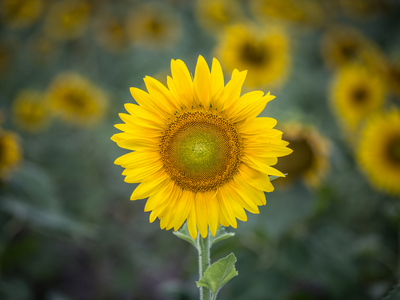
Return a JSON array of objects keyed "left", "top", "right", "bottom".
[
  {"left": 215, "top": 24, "right": 290, "bottom": 89},
  {"left": 195, "top": 0, "right": 244, "bottom": 33},
  {"left": 321, "top": 26, "right": 385, "bottom": 70},
  {"left": 126, "top": 4, "right": 181, "bottom": 49},
  {"left": 44, "top": 0, "right": 90, "bottom": 41},
  {"left": 1, "top": 0, "right": 44, "bottom": 29},
  {"left": 330, "top": 64, "right": 386, "bottom": 135},
  {"left": 357, "top": 109, "right": 400, "bottom": 195},
  {"left": 48, "top": 72, "right": 107, "bottom": 127},
  {"left": 92, "top": 13, "right": 130, "bottom": 53},
  {"left": 274, "top": 123, "right": 330, "bottom": 188},
  {"left": 249, "top": 0, "right": 323, "bottom": 26},
  {"left": 111, "top": 56, "right": 292, "bottom": 239},
  {"left": 0, "top": 128, "right": 22, "bottom": 180},
  {"left": 12, "top": 89, "right": 50, "bottom": 133}
]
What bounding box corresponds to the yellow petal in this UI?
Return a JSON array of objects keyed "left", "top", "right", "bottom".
[
  {"left": 195, "top": 192, "right": 209, "bottom": 238},
  {"left": 220, "top": 70, "right": 247, "bottom": 110},
  {"left": 130, "top": 171, "right": 169, "bottom": 200},
  {"left": 217, "top": 187, "right": 237, "bottom": 228},
  {"left": 115, "top": 151, "right": 161, "bottom": 168},
  {"left": 144, "top": 76, "right": 178, "bottom": 114},
  {"left": 173, "top": 190, "right": 194, "bottom": 231},
  {"left": 123, "top": 162, "right": 164, "bottom": 183},
  {"left": 242, "top": 154, "right": 286, "bottom": 177},
  {"left": 210, "top": 58, "right": 224, "bottom": 109},
  {"left": 220, "top": 185, "right": 248, "bottom": 221},
  {"left": 205, "top": 190, "right": 219, "bottom": 236},
  {"left": 187, "top": 206, "right": 198, "bottom": 240},
  {"left": 239, "top": 117, "right": 278, "bottom": 135},
  {"left": 238, "top": 164, "right": 274, "bottom": 193},
  {"left": 124, "top": 103, "right": 164, "bottom": 126},
  {"left": 225, "top": 91, "right": 264, "bottom": 122},
  {"left": 233, "top": 177, "right": 265, "bottom": 207},
  {"left": 170, "top": 59, "right": 194, "bottom": 107},
  {"left": 193, "top": 55, "right": 211, "bottom": 109},
  {"left": 130, "top": 87, "right": 171, "bottom": 118}
]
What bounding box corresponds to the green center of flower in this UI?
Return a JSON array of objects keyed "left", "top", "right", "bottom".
[{"left": 160, "top": 110, "right": 243, "bottom": 192}]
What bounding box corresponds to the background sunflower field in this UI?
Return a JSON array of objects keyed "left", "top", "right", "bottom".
[{"left": 1, "top": 0, "right": 400, "bottom": 299}]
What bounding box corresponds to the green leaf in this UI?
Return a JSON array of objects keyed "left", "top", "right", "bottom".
[
  {"left": 196, "top": 253, "right": 238, "bottom": 298},
  {"left": 382, "top": 281, "right": 400, "bottom": 300},
  {"left": 209, "top": 227, "right": 235, "bottom": 248},
  {"left": 269, "top": 174, "right": 287, "bottom": 182},
  {"left": 173, "top": 223, "right": 198, "bottom": 249}
]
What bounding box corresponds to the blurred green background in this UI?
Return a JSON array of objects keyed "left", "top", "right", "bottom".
[{"left": 1, "top": 0, "right": 400, "bottom": 299}]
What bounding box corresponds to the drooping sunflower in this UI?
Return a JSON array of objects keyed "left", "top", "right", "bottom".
[
  {"left": 0, "top": 128, "right": 22, "bottom": 180},
  {"left": 274, "top": 123, "right": 330, "bottom": 189},
  {"left": 12, "top": 89, "right": 50, "bottom": 133},
  {"left": 48, "top": 72, "right": 107, "bottom": 127},
  {"left": 215, "top": 24, "right": 290, "bottom": 89},
  {"left": 44, "top": 0, "right": 90, "bottom": 41},
  {"left": 1, "top": 0, "right": 44, "bottom": 29},
  {"left": 111, "top": 56, "right": 292, "bottom": 239},
  {"left": 195, "top": 0, "right": 244, "bottom": 34},
  {"left": 330, "top": 64, "right": 386, "bottom": 135},
  {"left": 126, "top": 3, "right": 181, "bottom": 49},
  {"left": 357, "top": 109, "right": 400, "bottom": 195}
]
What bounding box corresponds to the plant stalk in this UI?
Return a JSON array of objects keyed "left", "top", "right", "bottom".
[{"left": 197, "top": 232, "right": 211, "bottom": 300}]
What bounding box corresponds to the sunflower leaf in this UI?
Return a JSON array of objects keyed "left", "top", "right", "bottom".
[
  {"left": 196, "top": 253, "right": 238, "bottom": 298},
  {"left": 173, "top": 223, "right": 198, "bottom": 249},
  {"left": 382, "top": 280, "right": 400, "bottom": 300},
  {"left": 210, "top": 227, "right": 235, "bottom": 248},
  {"left": 269, "top": 173, "right": 287, "bottom": 182}
]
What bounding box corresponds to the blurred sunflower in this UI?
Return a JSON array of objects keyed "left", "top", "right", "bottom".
[
  {"left": 215, "top": 24, "right": 290, "bottom": 89},
  {"left": 48, "top": 72, "right": 107, "bottom": 127},
  {"left": 12, "top": 89, "right": 50, "bottom": 133},
  {"left": 0, "top": 128, "right": 22, "bottom": 180},
  {"left": 357, "top": 109, "right": 400, "bottom": 195},
  {"left": 111, "top": 56, "right": 292, "bottom": 239},
  {"left": 1, "top": 0, "right": 44, "bottom": 29},
  {"left": 274, "top": 123, "right": 330, "bottom": 189},
  {"left": 321, "top": 26, "right": 385, "bottom": 70},
  {"left": 44, "top": 0, "right": 90, "bottom": 41},
  {"left": 126, "top": 4, "right": 181, "bottom": 49},
  {"left": 330, "top": 64, "right": 386, "bottom": 135},
  {"left": 92, "top": 13, "right": 130, "bottom": 53},
  {"left": 250, "top": 0, "right": 323, "bottom": 26},
  {"left": 384, "top": 62, "right": 400, "bottom": 98},
  {"left": 338, "top": 0, "right": 385, "bottom": 20},
  {"left": 195, "top": 0, "right": 244, "bottom": 33}
]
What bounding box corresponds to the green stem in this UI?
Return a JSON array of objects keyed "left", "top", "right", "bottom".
[{"left": 197, "top": 232, "right": 211, "bottom": 300}]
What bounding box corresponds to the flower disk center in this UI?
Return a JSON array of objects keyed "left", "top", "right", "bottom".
[{"left": 160, "top": 110, "right": 243, "bottom": 192}]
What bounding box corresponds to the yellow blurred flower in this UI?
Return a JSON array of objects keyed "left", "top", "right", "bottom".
[
  {"left": 111, "top": 56, "right": 292, "bottom": 239},
  {"left": 0, "top": 128, "right": 22, "bottom": 180},
  {"left": 357, "top": 109, "right": 400, "bottom": 196},
  {"left": 321, "top": 26, "right": 385, "bottom": 70},
  {"left": 92, "top": 13, "right": 130, "bottom": 53},
  {"left": 330, "top": 64, "right": 386, "bottom": 136},
  {"left": 274, "top": 123, "right": 330, "bottom": 189},
  {"left": 195, "top": 0, "right": 244, "bottom": 33},
  {"left": 126, "top": 4, "right": 182, "bottom": 49},
  {"left": 12, "top": 89, "right": 50, "bottom": 133},
  {"left": 48, "top": 72, "right": 107, "bottom": 127},
  {"left": 384, "top": 61, "right": 400, "bottom": 99},
  {"left": 1, "top": 0, "right": 44, "bottom": 29},
  {"left": 44, "top": 0, "right": 90, "bottom": 41},
  {"left": 215, "top": 24, "right": 290, "bottom": 89},
  {"left": 250, "top": 0, "right": 324, "bottom": 26}
]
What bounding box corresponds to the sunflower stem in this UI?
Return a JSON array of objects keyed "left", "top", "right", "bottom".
[{"left": 197, "top": 232, "right": 211, "bottom": 300}]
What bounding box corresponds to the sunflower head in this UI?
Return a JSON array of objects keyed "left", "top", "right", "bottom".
[
  {"left": 215, "top": 24, "right": 290, "bottom": 88},
  {"left": 330, "top": 64, "right": 386, "bottom": 135},
  {"left": 48, "top": 72, "right": 107, "bottom": 127},
  {"left": 0, "top": 129, "right": 22, "bottom": 180},
  {"left": 195, "top": 0, "right": 244, "bottom": 33},
  {"left": 44, "top": 0, "right": 90, "bottom": 40},
  {"left": 12, "top": 89, "right": 50, "bottom": 133},
  {"left": 357, "top": 109, "right": 400, "bottom": 195},
  {"left": 111, "top": 56, "right": 292, "bottom": 239},
  {"left": 126, "top": 4, "right": 181, "bottom": 49},
  {"left": 1, "top": 0, "right": 44, "bottom": 29},
  {"left": 274, "top": 123, "right": 330, "bottom": 188}
]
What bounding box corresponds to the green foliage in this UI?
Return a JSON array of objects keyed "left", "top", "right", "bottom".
[
  {"left": 382, "top": 281, "right": 400, "bottom": 300},
  {"left": 196, "top": 253, "right": 238, "bottom": 299}
]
